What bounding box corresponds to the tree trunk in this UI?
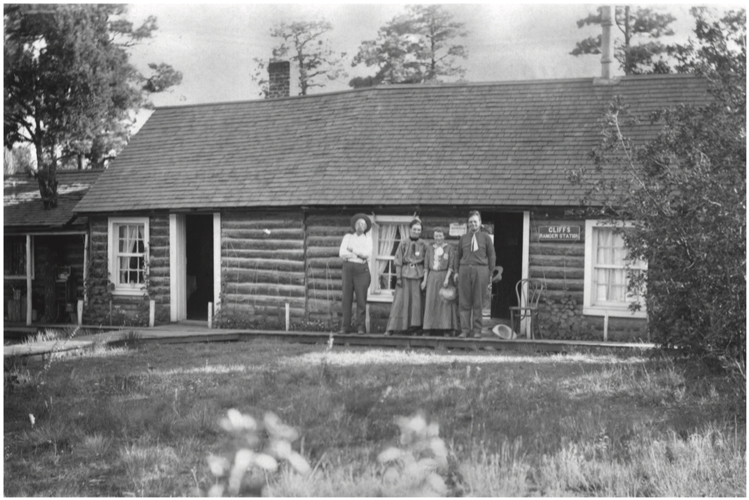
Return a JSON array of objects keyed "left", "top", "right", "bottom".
[
  {"left": 298, "top": 49, "right": 308, "bottom": 96},
  {"left": 623, "top": 6, "right": 632, "bottom": 75},
  {"left": 34, "top": 145, "right": 58, "bottom": 209}
]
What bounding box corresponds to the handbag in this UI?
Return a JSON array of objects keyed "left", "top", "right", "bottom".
[{"left": 438, "top": 284, "right": 457, "bottom": 303}]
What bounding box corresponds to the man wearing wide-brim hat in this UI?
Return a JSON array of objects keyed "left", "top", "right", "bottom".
[{"left": 338, "top": 213, "right": 373, "bottom": 334}]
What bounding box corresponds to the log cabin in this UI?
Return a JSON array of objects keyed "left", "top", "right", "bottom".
[
  {"left": 4, "top": 169, "right": 103, "bottom": 325},
  {"left": 72, "top": 60, "right": 709, "bottom": 341}
]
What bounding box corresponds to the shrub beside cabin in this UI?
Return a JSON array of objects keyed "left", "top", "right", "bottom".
[{"left": 71, "top": 64, "right": 708, "bottom": 341}]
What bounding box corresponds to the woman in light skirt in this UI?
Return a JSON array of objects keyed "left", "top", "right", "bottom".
[{"left": 422, "top": 227, "right": 459, "bottom": 336}]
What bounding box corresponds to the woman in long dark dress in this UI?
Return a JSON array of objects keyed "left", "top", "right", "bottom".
[
  {"left": 385, "top": 219, "right": 427, "bottom": 335},
  {"left": 422, "top": 227, "right": 459, "bottom": 336}
]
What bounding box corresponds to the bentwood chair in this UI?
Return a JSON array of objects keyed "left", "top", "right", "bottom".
[{"left": 509, "top": 279, "right": 546, "bottom": 339}]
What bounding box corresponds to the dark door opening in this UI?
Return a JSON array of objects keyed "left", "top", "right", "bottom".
[
  {"left": 486, "top": 212, "right": 523, "bottom": 319},
  {"left": 186, "top": 214, "right": 214, "bottom": 320}
]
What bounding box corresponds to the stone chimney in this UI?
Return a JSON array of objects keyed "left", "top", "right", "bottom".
[
  {"left": 600, "top": 5, "right": 613, "bottom": 79},
  {"left": 267, "top": 60, "right": 290, "bottom": 99}
]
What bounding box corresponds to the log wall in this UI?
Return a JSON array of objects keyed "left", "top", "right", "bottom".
[
  {"left": 304, "top": 213, "right": 349, "bottom": 324},
  {"left": 219, "top": 212, "right": 306, "bottom": 326},
  {"left": 530, "top": 210, "right": 647, "bottom": 341},
  {"left": 83, "top": 215, "right": 170, "bottom": 326},
  {"left": 75, "top": 208, "right": 646, "bottom": 341}
]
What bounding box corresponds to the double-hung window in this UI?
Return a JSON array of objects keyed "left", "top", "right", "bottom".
[
  {"left": 583, "top": 221, "right": 647, "bottom": 318},
  {"left": 368, "top": 215, "right": 413, "bottom": 302},
  {"left": 108, "top": 217, "right": 149, "bottom": 295},
  {"left": 4, "top": 235, "right": 32, "bottom": 279}
]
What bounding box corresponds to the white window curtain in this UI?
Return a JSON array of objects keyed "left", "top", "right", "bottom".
[
  {"left": 395, "top": 222, "right": 410, "bottom": 263},
  {"left": 119, "top": 224, "right": 144, "bottom": 285},
  {"left": 373, "top": 222, "right": 410, "bottom": 293},
  {"left": 376, "top": 224, "right": 398, "bottom": 278},
  {"left": 594, "top": 228, "right": 627, "bottom": 303}
]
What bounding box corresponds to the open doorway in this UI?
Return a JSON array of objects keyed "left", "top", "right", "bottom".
[
  {"left": 485, "top": 212, "right": 523, "bottom": 319},
  {"left": 185, "top": 214, "right": 214, "bottom": 320}
]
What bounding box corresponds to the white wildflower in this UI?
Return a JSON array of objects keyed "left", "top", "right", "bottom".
[
  {"left": 264, "top": 412, "right": 299, "bottom": 442},
  {"left": 401, "top": 451, "right": 417, "bottom": 466},
  {"left": 219, "top": 409, "right": 244, "bottom": 432},
  {"left": 206, "top": 453, "right": 230, "bottom": 476},
  {"left": 416, "top": 457, "right": 440, "bottom": 473},
  {"left": 406, "top": 414, "right": 427, "bottom": 437},
  {"left": 269, "top": 438, "right": 292, "bottom": 459},
  {"left": 426, "top": 421, "right": 440, "bottom": 438},
  {"left": 227, "top": 449, "right": 254, "bottom": 494},
  {"left": 207, "top": 484, "right": 225, "bottom": 497},
  {"left": 287, "top": 451, "right": 311, "bottom": 475},
  {"left": 29, "top": 414, "right": 35, "bottom": 427},
  {"left": 394, "top": 416, "right": 411, "bottom": 430},
  {"left": 430, "top": 438, "right": 449, "bottom": 470},
  {"left": 402, "top": 460, "right": 430, "bottom": 483},
  {"left": 253, "top": 453, "right": 278, "bottom": 472},
  {"left": 222, "top": 408, "right": 256, "bottom": 432},
  {"left": 378, "top": 447, "right": 403, "bottom": 464},
  {"left": 382, "top": 466, "right": 400, "bottom": 484},
  {"left": 429, "top": 437, "right": 447, "bottom": 457},
  {"left": 425, "top": 472, "right": 448, "bottom": 496},
  {"left": 235, "top": 449, "right": 254, "bottom": 469}
]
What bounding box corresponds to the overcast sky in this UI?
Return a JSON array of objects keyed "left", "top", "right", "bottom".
[{"left": 124, "top": 2, "right": 738, "bottom": 110}]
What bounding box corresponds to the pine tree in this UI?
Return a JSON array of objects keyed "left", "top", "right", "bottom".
[
  {"left": 350, "top": 5, "right": 468, "bottom": 88},
  {"left": 571, "top": 6, "right": 677, "bottom": 75}
]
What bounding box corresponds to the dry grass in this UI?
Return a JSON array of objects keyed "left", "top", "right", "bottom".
[{"left": 3, "top": 338, "right": 745, "bottom": 496}]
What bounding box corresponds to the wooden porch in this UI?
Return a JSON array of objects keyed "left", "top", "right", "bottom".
[{"left": 5, "top": 319, "right": 655, "bottom": 362}]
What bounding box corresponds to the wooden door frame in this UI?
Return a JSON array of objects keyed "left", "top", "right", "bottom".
[
  {"left": 170, "top": 212, "right": 221, "bottom": 322},
  {"left": 169, "top": 214, "right": 187, "bottom": 322},
  {"left": 213, "top": 212, "right": 221, "bottom": 316}
]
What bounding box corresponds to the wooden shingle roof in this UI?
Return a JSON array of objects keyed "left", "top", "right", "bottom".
[
  {"left": 74, "top": 74, "right": 709, "bottom": 213},
  {"left": 5, "top": 169, "right": 102, "bottom": 230}
]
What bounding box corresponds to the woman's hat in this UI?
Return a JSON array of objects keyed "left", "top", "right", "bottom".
[
  {"left": 492, "top": 324, "right": 517, "bottom": 340},
  {"left": 350, "top": 213, "right": 372, "bottom": 232}
]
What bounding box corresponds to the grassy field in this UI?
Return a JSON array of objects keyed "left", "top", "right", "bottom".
[{"left": 3, "top": 336, "right": 746, "bottom": 497}]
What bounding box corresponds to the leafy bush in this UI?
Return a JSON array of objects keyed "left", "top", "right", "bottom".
[{"left": 567, "top": 9, "right": 746, "bottom": 371}]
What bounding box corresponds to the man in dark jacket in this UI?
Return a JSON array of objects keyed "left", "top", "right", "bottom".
[{"left": 454, "top": 211, "right": 496, "bottom": 338}]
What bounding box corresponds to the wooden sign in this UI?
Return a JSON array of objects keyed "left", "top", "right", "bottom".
[
  {"left": 538, "top": 225, "right": 581, "bottom": 241},
  {"left": 449, "top": 223, "right": 467, "bottom": 237}
]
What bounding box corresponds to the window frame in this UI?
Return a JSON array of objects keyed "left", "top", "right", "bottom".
[
  {"left": 3, "top": 235, "right": 34, "bottom": 280},
  {"left": 108, "top": 217, "right": 150, "bottom": 296},
  {"left": 583, "top": 220, "right": 647, "bottom": 318},
  {"left": 368, "top": 215, "right": 414, "bottom": 303}
]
